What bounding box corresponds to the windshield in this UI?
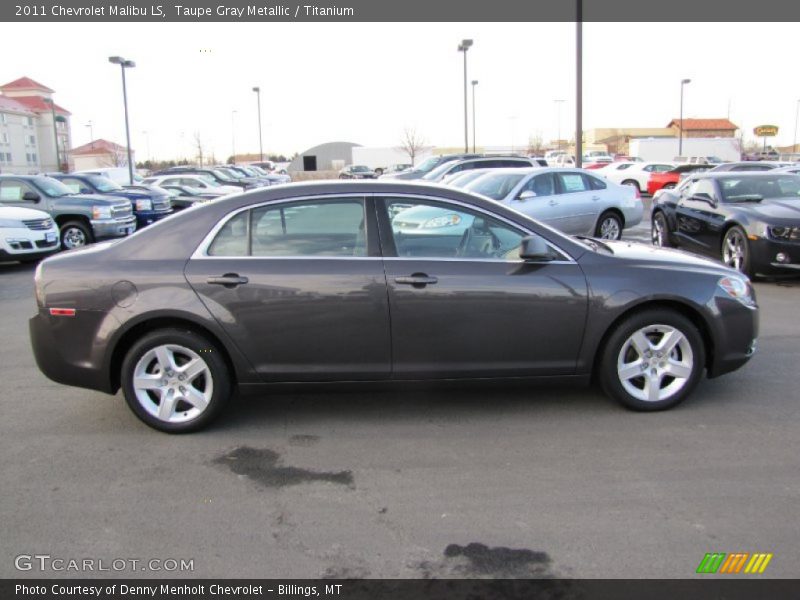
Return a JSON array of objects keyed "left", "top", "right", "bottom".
[
  {"left": 446, "top": 170, "right": 487, "bottom": 188},
  {"left": 719, "top": 175, "right": 800, "bottom": 202},
  {"left": 86, "top": 175, "right": 122, "bottom": 192},
  {"left": 352, "top": 165, "right": 370, "bottom": 172},
  {"left": 465, "top": 173, "right": 526, "bottom": 200},
  {"left": 422, "top": 160, "right": 460, "bottom": 181},
  {"left": 412, "top": 157, "right": 443, "bottom": 173},
  {"left": 33, "top": 176, "right": 74, "bottom": 197},
  {"left": 210, "top": 169, "right": 237, "bottom": 182}
]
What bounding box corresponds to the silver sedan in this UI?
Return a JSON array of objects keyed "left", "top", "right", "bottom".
[{"left": 462, "top": 167, "right": 643, "bottom": 239}]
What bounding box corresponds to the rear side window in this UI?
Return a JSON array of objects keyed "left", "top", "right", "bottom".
[
  {"left": 557, "top": 173, "right": 589, "bottom": 193},
  {"left": 586, "top": 174, "right": 607, "bottom": 190},
  {"left": 206, "top": 199, "right": 366, "bottom": 257}
]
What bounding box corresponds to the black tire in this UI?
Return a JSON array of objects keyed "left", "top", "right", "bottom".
[
  {"left": 594, "top": 211, "right": 623, "bottom": 240},
  {"left": 60, "top": 220, "right": 93, "bottom": 249},
  {"left": 121, "top": 328, "right": 231, "bottom": 433},
  {"left": 599, "top": 309, "right": 705, "bottom": 411},
  {"left": 721, "top": 225, "right": 753, "bottom": 277},
  {"left": 651, "top": 211, "right": 673, "bottom": 248},
  {"left": 621, "top": 179, "right": 641, "bottom": 192}
]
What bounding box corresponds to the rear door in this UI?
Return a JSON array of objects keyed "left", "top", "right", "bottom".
[
  {"left": 184, "top": 196, "right": 391, "bottom": 381},
  {"left": 553, "top": 171, "right": 597, "bottom": 233},
  {"left": 378, "top": 194, "right": 588, "bottom": 378}
]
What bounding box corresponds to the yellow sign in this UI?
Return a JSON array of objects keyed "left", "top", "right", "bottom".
[{"left": 754, "top": 125, "right": 778, "bottom": 137}]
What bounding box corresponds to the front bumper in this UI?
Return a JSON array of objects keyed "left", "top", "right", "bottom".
[
  {"left": 1, "top": 227, "right": 60, "bottom": 260},
  {"left": 748, "top": 237, "right": 800, "bottom": 275},
  {"left": 135, "top": 208, "right": 173, "bottom": 228},
  {"left": 707, "top": 294, "right": 759, "bottom": 378},
  {"left": 91, "top": 215, "right": 137, "bottom": 240}
]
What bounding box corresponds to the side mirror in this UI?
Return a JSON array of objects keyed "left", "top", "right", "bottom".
[
  {"left": 691, "top": 193, "right": 716, "bottom": 206},
  {"left": 22, "top": 191, "right": 40, "bottom": 202},
  {"left": 519, "top": 235, "right": 553, "bottom": 262},
  {"left": 517, "top": 190, "right": 537, "bottom": 201}
]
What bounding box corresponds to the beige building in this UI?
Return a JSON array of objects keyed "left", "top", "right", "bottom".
[
  {"left": 666, "top": 118, "right": 738, "bottom": 138},
  {"left": 70, "top": 139, "right": 134, "bottom": 171},
  {"left": 0, "top": 77, "right": 72, "bottom": 173}
]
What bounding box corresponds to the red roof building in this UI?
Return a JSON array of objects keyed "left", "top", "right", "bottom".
[{"left": 666, "top": 118, "right": 739, "bottom": 138}]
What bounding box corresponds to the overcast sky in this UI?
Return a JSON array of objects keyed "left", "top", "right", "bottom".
[{"left": 2, "top": 22, "right": 798, "bottom": 160}]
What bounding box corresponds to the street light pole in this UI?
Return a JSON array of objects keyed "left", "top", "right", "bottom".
[
  {"left": 231, "top": 110, "right": 237, "bottom": 164},
  {"left": 679, "top": 78, "right": 691, "bottom": 156},
  {"left": 575, "top": 0, "right": 583, "bottom": 168},
  {"left": 43, "top": 98, "right": 60, "bottom": 172},
  {"left": 252, "top": 86, "right": 263, "bottom": 162},
  {"left": 108, "top": 55, "right": 136, "bottom": 184},
  {"left": 793, "top": 99, "right": 800, "bottom": 155},
  {"left": 471, "top": 80, "right": 478, "bottom": 153},
  {"left": 457, "top": 39, "right": 473, "bottom": 154},
  {"left": 554, "top": 99, "right": 564, "bottom": 151},
  {"left": 142, "top": 130, "right": 150, "bottom": 164}
]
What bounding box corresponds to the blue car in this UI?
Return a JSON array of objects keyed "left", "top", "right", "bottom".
[{"left": 49, "top": 173, "right": 172, "bottom": 228}]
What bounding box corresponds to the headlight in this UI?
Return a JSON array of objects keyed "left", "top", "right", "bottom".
[
  {"left": 0, "top": 219, "right": 22, "bottom": 228},
  {"left": 768, "top": 226, "right": 800, "bottom": 241},
  {"left": 718, "top": 276, "right": 756, "bottom": 307},
  {"left": 422, "top": 214, "right": 462, "bottom": 228},
  {"left": 92, "top": 206, "right": 112, "bottom": 219},
  {"left": 135, "top": 199, "right": 153, "bottom": 211}
]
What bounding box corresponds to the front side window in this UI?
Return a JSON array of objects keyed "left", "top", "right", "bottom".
[
  {"left": 684, "top": 179, "right": 718, "bottom": 202},
  {"left": 520, "top": 172, "right": 557, "bottom": 197},
  {"left": 0, "top": 180, "right": 36, "bottom": 202},
  {"left": 385, "top": 198, "right": 524, "bottom": 261},
  {"left": 208, "top": 199, "right": 366, "bottom": 258}
]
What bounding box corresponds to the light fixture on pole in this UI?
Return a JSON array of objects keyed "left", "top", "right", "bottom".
[
  {"left": 457, "top": 39, "right": 473, "bottom": 154},
  {"left": 575, "top": 0, "right": 583, "bottom": 168},
  {"left": 42, "top": 98, "right": 61, "bottom": 172},
  {"left": 231, "top": 110, "right": 238, "bottom": 164},
  {"left": 471, "top": 80, "right": 478, "bottom": 153},
  {"left": 554, "top": 99, "right": 565, "bottom": 151},
  {"left": 679, "top": 78, "right": 691, "bottom": 156},
  {"left": 252, "top": 86, "right": 263, "bottom": 162},
  {"left": 108, "top": 55, "right": 136, "bottom": 184}
]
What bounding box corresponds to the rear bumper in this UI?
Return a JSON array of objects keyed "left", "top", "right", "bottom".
[{"left": 29, "top": 310, "right": 114, "bottom": 393}]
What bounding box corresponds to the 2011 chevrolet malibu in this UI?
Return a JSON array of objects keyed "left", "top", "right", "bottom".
[{"left": 30, "top": 181, "right": 759, "bottom": 433}]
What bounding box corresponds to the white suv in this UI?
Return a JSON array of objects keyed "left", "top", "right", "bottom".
[{"left": 0, "top": 206, "right": 60, "bottom": 263}]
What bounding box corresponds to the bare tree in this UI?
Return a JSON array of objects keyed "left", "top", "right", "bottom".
[
  {"left": 193, "top": 131, "right": 204, "bottom": 167},
  {"left": 397, "top": 127, "right": 427, "bottom": 166},
  {"left": 101, "top": 144, "right": 129, "bottom": 168},
  {"left": 526, "top": 131, "right": 545, "bottom": 156}
]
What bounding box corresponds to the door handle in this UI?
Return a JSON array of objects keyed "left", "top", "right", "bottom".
[
  {"left": 394, "top": 274, "right": 438, "bottom": 287},
  {"left": 207, "top": 273, "right": 249, "bottom": 288},
  {"left": 548, "top": 200, "right": 558, "bottom": 206},
  {"left": 592, "top": 196, "right": 601, "bottom": 201}
]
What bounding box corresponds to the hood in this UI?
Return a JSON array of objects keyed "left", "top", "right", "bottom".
[
  {"left": 740, "top": 198, "right": 800, "bottom": 222},
  {"left": 602, "top": 239, "right": 736, "bottom": 273},
  {"left": 0, "top": 205, "right": 52, "bottom": 220},
  {"left": 68, "top": 193, "right": 132, "bottom": 207}
]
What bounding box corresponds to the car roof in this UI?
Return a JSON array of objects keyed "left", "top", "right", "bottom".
[{"left": 690, "top": 171, "right": 796, "bottom": 179}]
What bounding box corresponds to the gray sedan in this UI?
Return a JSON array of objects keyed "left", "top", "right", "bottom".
[
  {"left": 30, "top": 181, "right": 757, "bottom": 432},
  {"left": 461, "top": 167, "right": 643, "bottom": 239}
]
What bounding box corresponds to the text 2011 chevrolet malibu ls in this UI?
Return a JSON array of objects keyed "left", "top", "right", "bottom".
[{"left": 30, "top": 182, "right": 758, "bottom": 433}]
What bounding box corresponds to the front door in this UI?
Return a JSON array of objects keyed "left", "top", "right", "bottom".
[{"left": 378, "top": 195, "right": 588, "bottom": 379}]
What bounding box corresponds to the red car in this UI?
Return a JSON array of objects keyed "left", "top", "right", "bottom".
[{"left": 647, "top": 164, "right": 715, "bottom": 196}]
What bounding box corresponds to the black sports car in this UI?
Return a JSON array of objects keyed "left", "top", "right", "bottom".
[{"left": 651, "top": 172, "right": 800, "bottom": 276}]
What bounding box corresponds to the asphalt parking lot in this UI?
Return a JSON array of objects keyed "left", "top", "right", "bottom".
[{"left": 1, "top": 227, "right": 798, "bottom": 580}]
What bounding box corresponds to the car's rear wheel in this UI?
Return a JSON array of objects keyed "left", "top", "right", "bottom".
[
  {"left": 651, "top": 211, "right": 673, "bottom": 247},
  {"left": 663, "top": 182, "right": 676, "bottom": 189},
  {"left": 60, "top": 221, "right": 93, "bottom": 249},
  {"left": 599, "top": 309, "right": 705, "bottom": 411},
  {"left": 721, "top": 225, "right": 753, "bottom": 277},
  {"left": 121, "top": 329, "right": 231, "bottom": 433},
  {"left": 621, "top": 180, "right": 641, "bottom": 192},
  {"left": 595, "top": 211, "right": 623, "bottom": 240}
]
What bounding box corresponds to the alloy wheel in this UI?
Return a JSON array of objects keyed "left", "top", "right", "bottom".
[
  {"left": 599, "top": 216, "right": 621, "bottom": 240},
  {"left": 132, "top": 344, "right": 213, "bottom": 424},
  {"left": 722, "top": 229, "right": 747, "bottom": 272},
  {"left": 616, "top": 324, "right": 694, "bottom": 403},
  {"left": 62, "top": 227, "right": 87, "bottom": 249}
]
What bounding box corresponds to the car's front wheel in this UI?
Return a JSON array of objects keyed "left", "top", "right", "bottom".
[
  {"left": 721, "top": 225, "right": 753, "bottom": 277},
  {"left": 121, "top": 328, "right": 231, "bottom": 432},
  {"left": 60, "top": 220, "right": 93, "bottom": 249},
  {"left": 599, "top": 309, "right": 705, "bottom": 411},
  {"left": 651, "top": 211, "right": 673, "bottom": 247},
  {"left": 595, "top": 211, "right": 623, "bottom": 240}
]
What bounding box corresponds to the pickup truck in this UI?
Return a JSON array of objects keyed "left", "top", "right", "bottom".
[
  {"left": 49, "top": 173, "right": 172, "bottom": 229},
  {"left": 0, "top": 175, "right": 136, "bottom": 249}
]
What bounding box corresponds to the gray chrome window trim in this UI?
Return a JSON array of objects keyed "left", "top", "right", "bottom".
[{"left": 191, "top": 192, "right": 577, "bottom": 264}]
